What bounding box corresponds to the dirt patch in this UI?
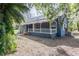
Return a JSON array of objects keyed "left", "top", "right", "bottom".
[
  {"left": 7, "top": 35, "right": 79, "bottom": 56},
  {"left": 57, "top": 46, "right": 79, "bottom": 56}
]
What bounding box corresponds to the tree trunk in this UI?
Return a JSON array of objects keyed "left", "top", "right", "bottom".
[{"left": 56, "top": 18, "right": 62, "bottom": 37}]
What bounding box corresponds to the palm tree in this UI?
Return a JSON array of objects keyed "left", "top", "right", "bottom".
[{"left": 0, "top": 3, "right": 29, "bottom": 55}]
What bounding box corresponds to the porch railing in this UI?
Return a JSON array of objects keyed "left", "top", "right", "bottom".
[{"left": 28, "top": 28, "right": 57, "bottom": 34}]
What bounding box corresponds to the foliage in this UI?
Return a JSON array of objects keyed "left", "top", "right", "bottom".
[
  {"left": 35, "top": 3, "right": 79, "bottom": 19},
  {"left": 68, "top": 21, "right": 76, "bottom": 31},
  {"left": 0, "top": 4, "right": 29, "bottom": 55},
  {"left": 34, "top": 3, "right": 79, "bottom": 32},
  {"left": 0, "top": 33, "right": 16, "bottom": 55},
  {"left": 34, "top": 3, "right": 60, "bottom": 21}
]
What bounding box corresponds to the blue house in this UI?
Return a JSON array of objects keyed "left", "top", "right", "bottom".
[{"left": 20, "top": 6, "right": 68, "bottom": 38}]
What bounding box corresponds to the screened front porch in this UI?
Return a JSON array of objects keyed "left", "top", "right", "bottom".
[{"left": 25, "top": 21, "right": 57, "bottom": 35}]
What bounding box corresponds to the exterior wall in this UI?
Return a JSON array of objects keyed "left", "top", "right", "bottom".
[{"left": 28, "top": 32, "right": 52, "bottom": 38}]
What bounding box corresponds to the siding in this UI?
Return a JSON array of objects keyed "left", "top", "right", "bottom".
[{"left": 28, "top": 32, "right": 56, "bottom": 38}]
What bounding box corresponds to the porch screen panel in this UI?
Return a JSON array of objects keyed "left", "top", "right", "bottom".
[
  {"left": 34, "top": 23, "right": 40, "bottom": 32},
  {"left": 51, "top": 21, "right": 57, "bottom": 34},
  {"left": 25, "top": 25, "right": 28, "bottom": 32},
  {"left": 28, "top": 24, "right": 33, "bottom": 32},
  {"left": 41, "top": 22, "right": 50, "bottom": 33}
]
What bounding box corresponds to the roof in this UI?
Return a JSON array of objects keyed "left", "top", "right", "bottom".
[
  {"left": 21, "top": 11, "right": 64, "bottom": 25},
  {"left": 21, "top": 15, "right": 48, "bottom": 25}
]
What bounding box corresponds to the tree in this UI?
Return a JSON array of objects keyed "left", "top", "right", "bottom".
[
  {"left": 34, "top": 3, "right": 68, "bottom": 37},
  {"left": 0, "top": 3, "right": 29, "bottom": 55},
  {"left": 34, "top": 4, "right": 79, "bottom": 28},
  {"left": 34, "top": 3, "right": 60, "bottom": 21},
  {"left": 34, "top": 3, "right": 79, "bottom": 22}
]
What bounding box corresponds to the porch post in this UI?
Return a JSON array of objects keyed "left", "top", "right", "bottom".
[
  {"left": 33, "top": 23, "right": 35, "bottom": 32},
  {"left": 50, "top": 22, "right": 52, "bottom": 34}
]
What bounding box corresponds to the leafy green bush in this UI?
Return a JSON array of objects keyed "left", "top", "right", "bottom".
[
  {"left": 0, "top": 4, "right": 29, "bottom": 55},
  {"left": 68, "top": 21, "right": 77, "bottom": 32},
  {"left": 0, "top": 33, "right": 17, "bottom": 55}
]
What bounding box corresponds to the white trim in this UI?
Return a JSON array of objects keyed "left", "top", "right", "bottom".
[
  {"left": 50, "top": 22, "right": 52, "bottom": 34},
  {"left": 21, "top": 19, "right": 48, "bottom": 25},
  {"left": 28, "top": 28, "right": 57, "bottom": 34},
  {"left": 28, "top": 26, "right": 29, "bottom": 32},
  {"left": 28, "top": 31, "right": 56, "bottom": 34}
]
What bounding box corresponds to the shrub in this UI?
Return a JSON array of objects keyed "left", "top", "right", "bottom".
[
  {"left": 0, "top": 33, "right": 17, "bottom": 55},
  {"left": 68, "top": 21, "right": 77, "bottom": 32}
]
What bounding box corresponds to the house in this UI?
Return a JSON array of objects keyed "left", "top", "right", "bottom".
[{"left": 19, "top": 5, "right": 68, "bottom": 38}]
